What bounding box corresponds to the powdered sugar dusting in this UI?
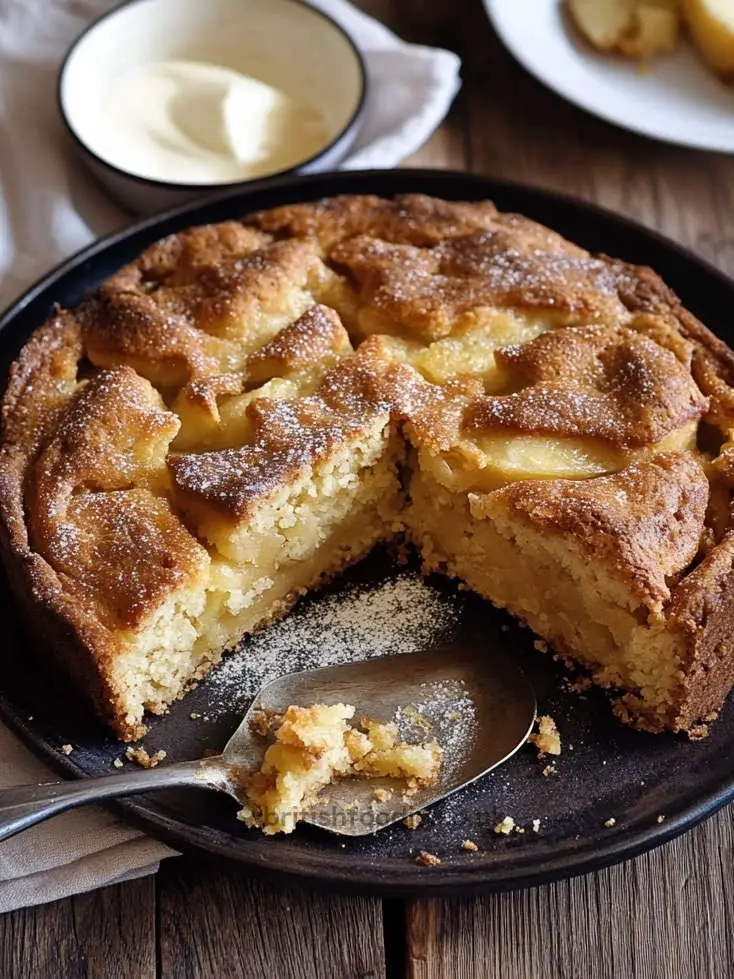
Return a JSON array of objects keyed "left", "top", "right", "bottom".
[
  {"left": 395, "top": 679, "right": 477, "bottom": 779},
  {"left": 205, "top": 573, "right": 458, "bottom": 712}
]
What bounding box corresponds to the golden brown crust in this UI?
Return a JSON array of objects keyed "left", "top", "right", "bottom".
[
  {"left": 466, "top": 325, "right": 707, "bottom": 449},
  {"left": 245, "top": 302, "right": 352, "bottom": 382},
  {"left": 1, "top": 312, "right": 83, "bottom": 449},
  {"left": 168, "top": 333, "right": 398, "bottom": 524},
  {"left": 328, "top": 233, "right": 631, "bottom": 342},
  {"left": 80, "top": 236, "right": 330, "bottom": 387},
  {"left": 668, "top": 533, "right": 734, "bottom": 729},
  {"left": 470, "top": 452, "right": 709, "bottom": 608},
  {"left": 3, "top": 192, "right": 734, "bottom": 739},
  {"left": 247, "top": 194, "right": 503, "bottom": 249}
]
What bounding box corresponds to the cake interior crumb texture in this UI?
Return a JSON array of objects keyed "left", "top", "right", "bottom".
[
  {"left": 238, "top": 703, "right": 442, "bottom": 834},
  {"left": 2, "top": 193, "right": 734, "bottom": 742}
]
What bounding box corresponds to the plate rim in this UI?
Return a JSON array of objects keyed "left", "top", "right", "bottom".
[
  {"left": 483, "top": 0, "right": 734, "bottom": 155},
  {"left": 1, "top": 166, "right": 733, "bottom": 895}
]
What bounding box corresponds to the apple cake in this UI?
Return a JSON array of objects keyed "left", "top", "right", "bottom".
[{"left": 2, "top": 193, "right": 734, "bottom": 742}]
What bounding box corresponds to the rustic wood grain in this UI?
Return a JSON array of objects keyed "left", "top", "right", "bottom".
[
  {"left": 0, "top": 877, "right": 156, "bottom": 979},
  {"left": 407, "top": 807, "right": 734, "bottom": 979},
  {"left": 157, "top": 856, "right": 386, "bottom": 979}
]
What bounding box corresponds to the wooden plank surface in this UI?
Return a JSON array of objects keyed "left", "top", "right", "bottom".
[
  {"left": 0, "top": 878, "right": 156, "bottom": 979},
  {"left": 406, "top": 807, "right": 734, "bottom": 979},
  {"left": 156, "top": 857, "right": 387, "bottom": 979}
]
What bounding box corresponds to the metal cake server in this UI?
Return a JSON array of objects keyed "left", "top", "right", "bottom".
[{"left": 0, "top": 646, "right": 536, "bottom": 841}]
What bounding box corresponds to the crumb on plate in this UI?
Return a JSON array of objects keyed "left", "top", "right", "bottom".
[
  {"left": 529, "top": 715, "right": 562, "bottom": 758},
  {"left": 415, "top": 850, "right": 441, "bottom": 867},
  {"left": 125, "top": 746, "right": 167, "bottom": 769},
  {"left": 403, "top": 813, "right": 422, "bottom": 830},
  {"left": 494, "top": 816, "right": 516, "bottom": 835},
  {"left": 688, "top": 724, "right": 709, "bottom": 741}
]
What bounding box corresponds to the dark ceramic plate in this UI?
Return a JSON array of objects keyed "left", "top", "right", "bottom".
[{"left": 1, "top": 170, "right": 733, "bottom": 896}]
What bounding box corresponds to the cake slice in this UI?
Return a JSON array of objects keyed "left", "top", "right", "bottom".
[
  {"left": 0, "top": 290, "right": 405, "bottom": 741},
  {"left": 407, "top": 454, "right": 717, "bottom": 731}
]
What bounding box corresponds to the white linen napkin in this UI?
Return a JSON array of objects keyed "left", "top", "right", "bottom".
[{"left": 0, "top": 0, "right": 460, "bottom": 913}]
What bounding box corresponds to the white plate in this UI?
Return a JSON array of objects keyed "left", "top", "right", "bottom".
[{"left": 484, "top": 0, "right": 734, "bottom": 153}]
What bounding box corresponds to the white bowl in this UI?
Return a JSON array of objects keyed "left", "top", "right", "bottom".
[{"left": 58, "top": 0, "right": 367, "bottom": 214}]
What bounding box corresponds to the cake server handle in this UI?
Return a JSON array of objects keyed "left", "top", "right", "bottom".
[{"left": 0, "top": 758, "right": 227, "bottom": 842}]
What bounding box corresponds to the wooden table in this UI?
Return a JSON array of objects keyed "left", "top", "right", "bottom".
[{"left": 2, "top": 1, "right": 734, "bottom": 976}]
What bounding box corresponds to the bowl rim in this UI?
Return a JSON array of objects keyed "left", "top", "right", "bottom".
[{"left": 56, "top": 0, "right": 368, "bottom": 192}]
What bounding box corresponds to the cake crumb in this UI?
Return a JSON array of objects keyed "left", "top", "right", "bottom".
[
  {"left": 113, "top": 758, "right": 124, "bottom": 769},
  {"left": 532, "top": 818, "right": 541, "bottom": 833},
  {"left": 529, "top": 715, "right": 561, "bottom": 758},
  {"left": 494, "top": 816, "right": 516, "bottom": 835},
  {"left": 125, "top": 746, "right": 167, "bottom": 769},
  {"left": 688, "top": 724, "right": 709, "bottom": 741},
  {"left": 189, "top": 712, "right": 201, "bottom": 720},
  {"left": 240, "top": 705, "right": 442, "bottom": 835},
  {"left": 401, "top": 777, "right": 421, "bottom": 800},
  {"left": 604, "top": 817, "right": 616, "bottom": 828},
  {"left": 657, "top": 814, "right": 666, "bottom": 824},
  {"left": 415, "top": 850, "right": 441, "bottom": 866},
  {"left": 403, "top": 813, "right": 422, "bottom": 830},
  {"left": 60, "top": 744, "right": 73, "bottom": 755},
  {"left": 704, "top": 711, "right": 718, "bottom": 723},
  {"left": 533, "top": 639, "right": 548, "bottom": 653},
  {"left": 461, "top": 839, "right": 478, "bottom": 851},
  {"left": 542, "top": 763, "right": 557, "bottom": 777}
]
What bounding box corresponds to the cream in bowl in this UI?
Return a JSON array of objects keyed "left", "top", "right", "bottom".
[
  {"left": 58, "top": 0, "right": 366, "bottom": 213},
  {"left": 101, "top": 59, "right": 332, "bottom": 184}
]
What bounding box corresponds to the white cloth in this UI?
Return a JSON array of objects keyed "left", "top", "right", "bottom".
[{"left": 0, "top": 0, "right": 460, "bottom": 912}]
